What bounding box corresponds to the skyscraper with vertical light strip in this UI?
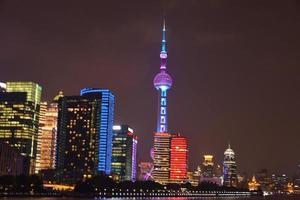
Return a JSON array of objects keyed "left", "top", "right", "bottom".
[{"left": 56, "top": 88, "right": 114, "bottom": 183}]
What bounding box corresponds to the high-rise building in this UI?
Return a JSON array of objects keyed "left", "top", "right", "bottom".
[
  {"left": 0, "top": 141, "right": 28, "bottom": 176},
  {"left": 0, "top": 82, "right": 42, "bottom": 174},
  {"left": 111, "top": 125, "right": 137, "bottom": 182},
  {"left": 170, "top": 135, "right": 188, "bottom": 183},
  {"left": 35, "top": 91, "right": 63, "bottom": 173},
  {"left": 153, "top": 132, "right": 171, "bottom": 184},
  {"left": 56, "top": 88, "right": 114, "bottom": 183},
  {"left": 223, "top": 144, "right": 238, "bottom": 187},
  {"left": 152, "top": 20, "right": 173, "bottom": 184},
  {"left": 202, "top": 155, "right": 214, "bottom": 178}
]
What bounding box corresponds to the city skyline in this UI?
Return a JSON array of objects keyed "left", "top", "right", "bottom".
[{"left": 1, "top": 1, "right": 300, "bottom": 176}]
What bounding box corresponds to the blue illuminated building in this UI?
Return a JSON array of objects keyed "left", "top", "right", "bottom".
[
  {"left": 153, "top": 20, "right": 173, "bottom": 133},
  {"left": 80, "top": 88, "right": 115, "bottom": 174},
  {"left": 56, "top": 88, "right": 114, "bottom": 183}
]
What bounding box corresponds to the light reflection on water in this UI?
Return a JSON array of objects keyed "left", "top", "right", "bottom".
[{"left": 2, "top": 197, "right": 300, "bottom": 200}]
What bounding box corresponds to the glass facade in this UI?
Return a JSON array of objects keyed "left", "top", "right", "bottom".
[
  {"left": 0, "top": 82, "right": 42, "bottom": 174},
  {"left": 56, "top": 88, "right": 114, "bottom": 183},
  {"left": 35, "top": 91, "right": 62, "bottom": 173},
  {"left": 111, "top": 125, "right": 137, "bottom": 181},
  {"left": 80, "top": 88, "right": 115, "bottom": 174}
]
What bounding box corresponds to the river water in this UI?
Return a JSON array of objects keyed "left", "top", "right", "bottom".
[{"left": 1, "top": 197, "right": 300, "bottom": 200}]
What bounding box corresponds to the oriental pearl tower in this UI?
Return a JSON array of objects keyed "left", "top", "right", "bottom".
[{"left": 153, "top": 20, "right": 173, "bottom": 133}]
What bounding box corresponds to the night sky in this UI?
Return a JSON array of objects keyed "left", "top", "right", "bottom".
[{"left": 1, "top": 0, "right": 300, "bottom": 176}]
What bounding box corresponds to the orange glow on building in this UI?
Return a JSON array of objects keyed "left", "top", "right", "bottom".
[
  {"left": 248, "top": 175, "right": 260, "bottom": 191},
  {"left": 170, "top": 135, "right": 188, "bottom": 182}
]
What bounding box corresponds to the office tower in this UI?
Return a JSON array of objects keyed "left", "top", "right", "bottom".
[
  {"left": 271, "top": 174, "right": 289, "bottom": 193},
  {"left": 256, "top": 169, "right": 272, "bottom": 192},
  {"left": 35, "top": 91, "right": 63, "bottom": 173},
  {"left": 35, "top": 102, "right": 47, "bottom": 173},
  {"left": 153, "top": 20, "right": 173, "bottom": 133},
  {"left": 56, "top": 88, "right": 114, "bottom": 183},
  {"left": 0, "top": 82, "right": 42, "bottom": 174},
  {"left": 223, "top": 144, "right": 238, "bottom": 187},
  {"left": 0, "top": 141, "right": 28, "bottom": 175},
  {"left": 170, "top": 135, "right": 188, "bottom": 183},
  {"left": 111, "top": 125, "right": 137, "bottom": 182},
  {"left": 202, "top": 155, "right": 214, "bottom": 178},
  {"left": 153, "top": 132, "right": 171, "bottom": 184},
  {"left": 138, "top": 162, "right": 153, "bottom": 181}
]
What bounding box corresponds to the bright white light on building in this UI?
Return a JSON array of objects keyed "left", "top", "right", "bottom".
[
  {"left": 113, "top": 125, "right": 121, "bottom": 130},
  {"left": 128, "top": 127, "right": 133, "bottom": 133}
]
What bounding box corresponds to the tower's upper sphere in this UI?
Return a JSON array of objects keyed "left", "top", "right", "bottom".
[{"left": 153, "top": 70, "right": 173, "bottom": 90}]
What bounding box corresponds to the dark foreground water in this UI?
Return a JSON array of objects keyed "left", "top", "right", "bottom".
[{"left": 1, "top": 197, "right": 300, "bottom": 200}]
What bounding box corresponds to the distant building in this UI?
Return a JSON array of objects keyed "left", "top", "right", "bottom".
[
  {"left": 199, "top": 154, "right": 222, "bottom": 186},
  {"left": 248, "top": 176, "right": 260, "bottom": 191},
  {"left": 56, "top": 88, "right": 114, "bottom": 183},
  {"left": 0, "top": 82, "right": 42, "bottom": 174},
  {"left": 294, "top": 165, "right": 300, "bottom": 194},
  {"left": 0, "top": 141, "right": 28, "bottom": 175},
  {"left": 223, "top": 144, "right": 238, "bottom": 187},
  {"left": 138, "top": 162, "right": 153, "bottom": 181},
  {"left": 256, "top": 169, "right": 273, "bottom": 192},
  {"left": 169, "top": 134, "right": 188, "bottom": 183},
  {"left": 202, "top": 155, "right": 214, "bottom": 178},
  {"left": 111, "top": 125, "right": 137, "bottom": 182},
  {"left": 153, "top": 132, "right": 171, "bottom": 184},
  {"left": 271, "top": 174, "right": 289, "bottom": 193},
  {"left": 35, "top": 91, "right": 63, "bottom": 173}
]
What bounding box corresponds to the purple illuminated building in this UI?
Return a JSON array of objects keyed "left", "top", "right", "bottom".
[{"left": 153, "top": 20, "right": 173, "bottom": 133}]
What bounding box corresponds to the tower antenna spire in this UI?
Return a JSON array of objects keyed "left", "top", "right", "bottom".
[{"left": 160, "top": 18, "right": 167, "bottom": 70}]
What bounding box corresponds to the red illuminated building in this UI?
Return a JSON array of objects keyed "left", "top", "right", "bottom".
[{"left": 170, "top": 134, "right": 188, "bottom": 183}]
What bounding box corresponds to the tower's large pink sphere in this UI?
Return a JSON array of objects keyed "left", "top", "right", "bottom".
[{"left": 153, "top": 70, "right": 173, "bottom": 90}]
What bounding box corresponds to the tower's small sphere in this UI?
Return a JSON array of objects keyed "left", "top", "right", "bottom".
[{"left": 153, "top": 71, "right": 173, "bottom": 90}]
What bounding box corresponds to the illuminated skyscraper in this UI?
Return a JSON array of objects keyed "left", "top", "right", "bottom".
[
  {"left": 80, "top": 88, "right": 115, "bottom": 174},
  {"left": 153, "top": 132, "right": 171, "bottom": 184},
  {"left": 35, "top": 91, "right": 63, "bottom": 173},
  {"left": 0, "top": 82, "right": 42, "bottom": 174},
  {"left": 56, "top": 88, "right": 114, "bottom": 183},
  {"left": 223, "top": 144, "right": 238, "bottom": 187},
  {"left": 111, "top": 125, "right": 137, "bottom": 181},
  {"left": 170, "top": 135, "right": 188, "bottom": 183}
]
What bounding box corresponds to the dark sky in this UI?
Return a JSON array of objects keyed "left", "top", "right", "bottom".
[{"left": 1, "top": 0, "right": 300, "bottom": 177}]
